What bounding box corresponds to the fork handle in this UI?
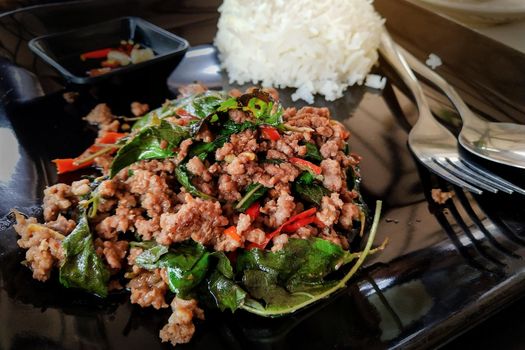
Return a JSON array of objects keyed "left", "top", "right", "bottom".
[
  {"left": 398, "top": 46, "right": 482, "bottom": 128},
  {"left": 378, "top": 32, "right": 435, "bottom": 131}
]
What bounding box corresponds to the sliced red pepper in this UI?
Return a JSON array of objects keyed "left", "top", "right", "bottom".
[
  {"left": 80, "top": 48, "right": 112, "bottom": 60},
  {"left": 282, "top": 216, "right": 316, "bottom": 233},
  {"left": 96, "top": 132, "right": 126, "bottom": 145},
  {"left": 52, "top": 158, "right": 93, "bottom": 174},
  {"left": 289, "top": 157, "right": 322, "bottom": 175},
  {"left": 245, "top": 202, "right": 260, "bottom": 220},
  {"left": 224, "top": 226, "right": 242, "bottom": 243},
  {"left": 260, "top": 126, "right": 280, "bottom": 141},
  {"left": 53, "top": 132, "right": 127, "bottom": 175},
  {"left": 246, "top": 208, "right": 318, "bottom": 250}
]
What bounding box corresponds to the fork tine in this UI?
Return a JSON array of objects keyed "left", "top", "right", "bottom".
[
  {"left": 433, "top": 158, "right": 499, "bottom": 193},
  {"left": 454, "top": 189, "right": 520, "bottom": 259},
  {"left": 447, "top": 159, "right": 512, "bottom": 194},
  {"left": 460, "top": 159, "right": 525, "bottom": 195},
  {"left": 444, "top": 191, "right": 506, "bottom": 267},
  {"left": 419, "top": 158, "right": 484, "bottom": 194}
]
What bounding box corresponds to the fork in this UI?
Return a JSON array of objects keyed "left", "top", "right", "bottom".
[{"left": 379, "top": 32, "right": 524, "bottom": 195}]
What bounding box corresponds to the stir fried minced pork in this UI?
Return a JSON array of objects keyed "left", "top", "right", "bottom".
[{"left": 13, "top": 85, "right": 367, "bottom": 346}]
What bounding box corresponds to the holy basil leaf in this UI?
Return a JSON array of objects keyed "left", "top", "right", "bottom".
[
  {"left": 210, "top": 251, "right": 234, "bottom": 279},
  {"left": 304, "top": 143, "right": 322, "bottom": 163},
  {"left": 293, "top": 180, "right": 330, "bottom": 206},
  {"left": 239, "top": 201, "right": 382, "bottom": 317},
  {"left": 166, "top": 253, "right": 209, "bottom": 297},
  {"left": 208, "top": 271, "right": 247, "bottom": 312},
  {"left": 132, "top": 92, "right": 228, "bottom": 131},
  {"left": 135, "top": 242, "right": 210, "bottom": 297},
  {"left": 236, "top": 238, "right": 353, "bottom": 315},
  {"left": 235, "top": 183, "right": 268, "bottom": 212},
  {"left": 110, "top": 120, "right": 190, "bottom": 177},
  {"left": 261, "top": 158, "right": 284, "bottom": 165},
  {"left": 59, "top": 213, "right": 110, "bottom": 297},
  {"left": 175, "top": 165, "right": 213, "bottom": 200},
  {"left": 186, "top": 120, "right": 255, "bottom": 162},
  {"left": 129, "top": 240, "right": 158, "bottom": 250},
  {"left": 135, "top": 244, "right": 169, "bottom": 269}
]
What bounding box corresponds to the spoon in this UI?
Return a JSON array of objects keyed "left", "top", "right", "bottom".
[{"left": 400, "top": 46, "right": 525, "bottom": 169}]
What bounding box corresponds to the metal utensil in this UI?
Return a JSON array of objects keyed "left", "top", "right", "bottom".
[
  {"left": 400, "top": 46, "right": 525, "bottom": 170},
  {"left": 379, "top": 32, "right": 525, "bottom": 195}
]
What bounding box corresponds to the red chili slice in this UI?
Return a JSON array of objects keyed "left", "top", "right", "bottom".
[
  {"left": 260, "top": 126, "right": 280, "bottom": 141},
  {"left": 289, "top": 157, "right": 322, "bottom": 175}
]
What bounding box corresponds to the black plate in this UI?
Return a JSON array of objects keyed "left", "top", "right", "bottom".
[{"left": 2, "top": 1, "right": 525, "bottom": 349}]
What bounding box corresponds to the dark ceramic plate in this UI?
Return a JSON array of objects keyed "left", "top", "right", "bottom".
[{"left": 2, "top": 1, "right": 525, "bottom": 350}]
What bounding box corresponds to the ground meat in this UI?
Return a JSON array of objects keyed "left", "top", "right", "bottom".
[
  {"left": 158, "top": 195, "right": 228, "bottom": 246},
  {"left": 217, "top": 174, "right": 241, "bottom": 201},
  {"left": 128, "top": 269, "right": 169, "bottom": 309},
  {"left": 431, "top": 188, "right": 454, "bottom": 204},
  {"left": 226, "top": 153, "right": 256, "bottom": 176},
  {"left": 262, "top": 191, "right": 295, "bottom": 228},
  {"left": 134, "top": 216, "right": 161, "bottom": 241},
  {"left": 99, "top": 120, "right": 120, "bottom": 135},
  {"left": 43, "top": 184, "right": 74, "bottom": 221},
  {"left": 176, "top": 139, "right": 193, "bottom": 164},
  {"left": 45, "top": 214, "right": 76, "bottom": 235},
  {"left": 320, "top": 139, "right": 341, "bottom": 158},
  {"left": 159, "top": 297, "right": 204, "bottom": 347},
  {"left": 263, "top": 163, "right": 299, "bottom": 185},
  {"left": 95, "top": 239, "right": 128, "bottom": 270},
  {"left": 229, "top": 129, "right": 258, "bottom": 154},
  {"left": 95, "top": 206, "right": 142, "bottom": 240},
  {"left": 292, "top": 225, "right": 318, "bottom": 239},
  {"left": 14, "top": 212, "right": 64, "bottom": 281},
  {"left": 214, "top": 231, "right": 243, "bottom": 252},
  {"left": 321, "top": 159, "right": 343, "bottom": 192},
  {"left": 228, "top": 109, "right": 253, "bottom": 123},
  {"left": 127, "top": 170, "right": 173, "bottom": 217},
  {"left": 316, "top": 193, "right": 344, "bottom": 227},
  {"left": 94, "top": 153, "right": 114, "bottom": 175},
  {"left": 271, "top": 233, "right": 289, "bottom": 252},
  {"left": 187, "top": 156, "right": 211, "bottom": 182},
  {"left": 98, "top": 179, "right": 118, "bottom": 197},
  {"left": 215, "top": 142, "right": 234, "bottom": 161},
  {"left": 339, "top": 202, "right": 360, "bottom": 229},
  {"left": 178, "top": 83, "right": 207, "bottom": 97},
  {"left": 236, "top": 213, "right": 252, "bottom": 234},
  {"left": 244, "top": 228, "right": 265, "bottom": 244},
  {"left": 71, "top": 179, "right": 91, "bottom": 197},
  {"left": 85, "top": 103, "right": 114, "bottom": 125},
  {"left": 131, "top": 102, "right": 150, "bottom": 117}
]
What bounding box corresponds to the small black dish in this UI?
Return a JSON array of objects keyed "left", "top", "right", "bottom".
[{"left": 28, "top": 16, "right": 189, "bottom": 105}]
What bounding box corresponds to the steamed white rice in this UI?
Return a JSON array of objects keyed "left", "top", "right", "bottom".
[{"left": 214, "top": 0, "right": 385, "bottom": 103}]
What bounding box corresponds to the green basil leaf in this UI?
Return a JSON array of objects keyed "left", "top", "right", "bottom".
[
  {"left": 210, "top": 251, "right": 234, "bottom": 279},
  {"left": 304, "top": 142, "right": 322, "bottom": 163},
  {"left": 129, "top": 240, "right": 158, "bottom": 250},
  {"left": 235, "top": 183, "right": 268, "bottom": 212},
  {"left": 110, "top": 120, "right": 189, "bottom": 177},
  {"left": 238, "top": 201, "right": 382, "bottom": 317},
  {"left": 292, "top": 175, "right": 330, "bottom": 206},
  {"left": 166, "top": 253, "right": 209, "bottom": 297},
  {"left": 175, "top": 165, "right": 213, "bottom": 200},
  {"left": 208, "top": 271, "right": 247, "bottom": 312},
  {"left": 135, "top": 244, "right": 169, "bottom": 269},
  {"left": 59, "top": 213, "right": 109, "bottom": 297}
]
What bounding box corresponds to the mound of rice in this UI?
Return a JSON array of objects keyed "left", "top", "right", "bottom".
[{"left": 214, "top": 0, "right": 385, "bottom": 103}]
